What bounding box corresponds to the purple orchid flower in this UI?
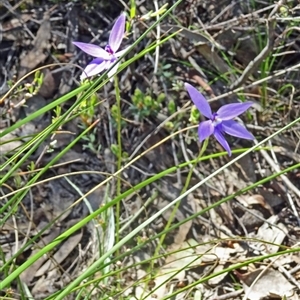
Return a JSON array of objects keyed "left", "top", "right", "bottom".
[
  {"left": 73, "top": 13, "right": 128, "bottom": 80},
  {"left": 185, "top": 83, "right": 254, "bottom": 156}
]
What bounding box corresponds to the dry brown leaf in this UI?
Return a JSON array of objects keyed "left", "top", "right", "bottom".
[
  {"left": 151, "top": 239, "right": 201, "bottom": 299},
  {"left": 35, "top": 231, "right": 83, "bottom": 277},
  {"left": 38, "top": 69, "right": 57, "bottom": 99},
  {"left": 32, "top": 269, "right": 60, "bottom": 296},
  {"left": 236, "top": 194, "right": 274, "bottom": 215},
  {"left": 20, "top": 228, "right": 61, "bottom": 284},
  {"left": 256, "top": 215, "right": 288, "bottom": 253},
  {"left": 173, "top": 220, "right": 192, "bottom": 245},
  {"left": 18, "top": 13, "right": 51, "bottom": 79},
  {"left": 259, "top": 188, "right": 285, "bottom": 207},
  {"left": 234, "top": 153, "right": 257, "bottom": 183}
]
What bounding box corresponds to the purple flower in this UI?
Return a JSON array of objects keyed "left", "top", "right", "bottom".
[
  {"left": 73, "top": 13, "right": 128, "bottom": 80},
  {"left": 185, "top": 83, "right": 254, "bottom": 156}
]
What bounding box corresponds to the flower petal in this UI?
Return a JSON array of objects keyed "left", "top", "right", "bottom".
[
  {"left": 214, "top": 127, "right": 231, "bottom": 156},
  {"left": 109, "top": 13, "right": 126, "bottom": 53},
  {"left": 73, "top": 42, "right": 110, "bottom": 59},
  {"left": 115, "top": 46, "right": 130, "bottom": 57},
  {"left": 217, "top": 102, "right": 253, "bottom": 120},
  {"left": 80, "top": 58, "right": 111, "bottom": 80},
  {"left": 107, "top": 62, "right": 120, "bottom": 79},
  {"left": 222, "top": 120, "right": 254, "bottom": 140},
  {"left": 198, "top": 120, "right": 214, "bottom": 142},
  {"left": 185, "top": 83, "right": 212, "bottom": 119}
]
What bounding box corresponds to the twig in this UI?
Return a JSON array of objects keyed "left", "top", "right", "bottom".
[
  {"left": 204, "top": 4, "right": 277, "bottom": 30},
  {"left": 210, "top": 1, "right": 237, "bottom": 24},
  {"left": 171, "top": 137, "right": 182, "bottom": 187},
  {"left": 213, "top": 289, "right": 243, "bottom": 300},
  {"left": 230, "top": 0, "right": 286, "bottom": 90},
  {"left": 268, "top": 0, "right": 287, "bottom": 18},
  {"left": 153, "top": 0, "right": 160, "bottom": 74},
  {"left": 229, "top": 18, "right": 276, "bottom": 90},
  {"left": 244, "top": 241, "right": 300, "bottom": 300},
  {"left": 253, "top": 138, "right": 300, "bottom": 221},
  {"left": 207, "top": 60, "right": 300, "bottom": 103},
  {"left": 161, "top": 24, "right": 226, "bottom": 50}
]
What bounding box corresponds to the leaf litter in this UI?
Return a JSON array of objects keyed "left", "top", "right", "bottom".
[{"left": 1, "top": 0, "right": 300, "bottom": 299}]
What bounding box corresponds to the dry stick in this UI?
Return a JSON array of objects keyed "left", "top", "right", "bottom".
[
  {"left": 213, "top": 289, "right": 243, "bottom": 300},
  {"left": 208, "top": 60, "right": 300, "bottom": 103},
  {"left": 229, "top": 18, "right": 276, "bottom": 90},
  {"left": 230, "top": 0, "right": 286, "bottom": 90},
  {"left": 0, "top": 19, "right": 7, "bottom": 94},
  {"left": 20, "top": 189, "right": 34, "bottom": 250},
  {"left": 180, "top": 47, "right": 207, "bottom": 78},
  {"left": 204, "top": 4, "right": 277, "bottom": 30},
  {"left": 0, "top": 171, "right": 114, "bottom": 200},
  {"left": 153, "top": 0, "right": 161, "bottom": 74},
  {"left": 172, "top": 135, "right": 182, "bottom": 187},
  {"left": 17, "top": 158, "right": 82, "bottom": 175},
  {"left": 254, "top": 138, "right": 300, "bottom": 215},
  {"left": 161, "top": 24, "right": 226, "bottom": 51},
  {"left": 243, "top": 242, "right": 300, "bottom": 300},
  {"left": 210, "top": 1, "right": 237, "bottom": 24},
  {"left": 268, "top": 0, "right": 287, "bottom": 18},
  {"left": 0, "top": 21, "right": 2, "bottom": 44},
  {"left": 290, "top": 264, "right": 300, "bottom": 275},
  {"left": 218, "top": 2, "right": 299, "bottom": 291}
]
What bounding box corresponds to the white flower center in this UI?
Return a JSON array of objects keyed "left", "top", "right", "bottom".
[{"left": 212, "top": 116, "right": 222, "bottom": 127}]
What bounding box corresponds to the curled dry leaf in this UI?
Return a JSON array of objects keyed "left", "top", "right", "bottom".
[{"left": 236, "top": 194, "right": 274, "bottom": 215}]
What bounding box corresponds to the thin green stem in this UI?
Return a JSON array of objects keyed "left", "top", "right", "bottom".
[
  {"left": 162, "top": 247, "right": 300, "bottom": 300},
  {"left": 1, "top": 146, "right": 297, "bottom": 293},
  {"left": 113, "top": 75, "right": 122, "bottom": 293},
  {"left": 183, "top": 138, "right": 209, "bottom": 193},
  {"left": 150, "top": 138, "right": 209, "bottom": 280},
  {"left": 114, "top": 75, "right": 122, "bottom": 244},
  {"left": 49, "top": 114, "right": 300, "bottom": 298},
  {"left": 0, "top": 148, "right": 267, "bottom": 275}
]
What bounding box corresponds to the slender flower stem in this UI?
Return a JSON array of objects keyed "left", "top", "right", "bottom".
[
  {"left": 114, "top": 75, "right": 122, "bottom": 245},
  {"left": 182, "top": 138, "right": 209, "bottom": 193},
  {"left": 113, "top": 75, "right": 122, "bottom": 293}
]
